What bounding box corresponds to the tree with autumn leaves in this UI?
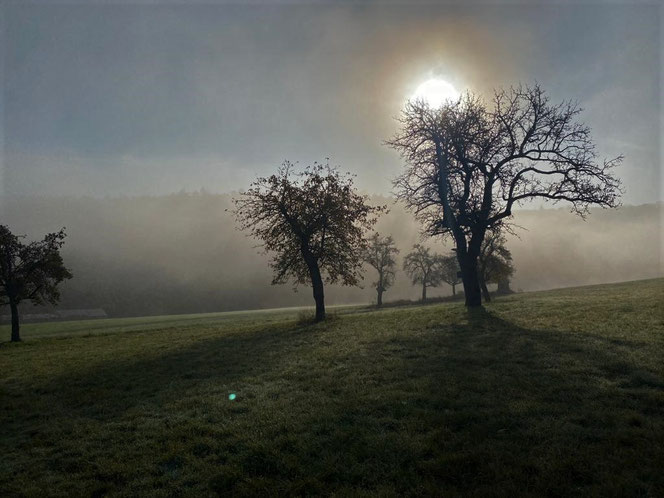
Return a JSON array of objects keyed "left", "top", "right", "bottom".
[{"left": 234, "top": 161, "right": 384, "bottom": 321}]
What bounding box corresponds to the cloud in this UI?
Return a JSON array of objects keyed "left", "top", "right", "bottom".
[{"left": 3, "top": 2, "right": 660, "bottom": 204}]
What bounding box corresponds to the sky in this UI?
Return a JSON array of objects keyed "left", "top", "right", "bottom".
[{"left": 1, "top": 0, "right": 661, "bottom": 205}]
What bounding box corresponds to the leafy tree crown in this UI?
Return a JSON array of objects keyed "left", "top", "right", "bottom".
[
  {"left": 0, "top": 226, "right": 73, "bottom": 307},
  {"left": 233, "top": 161, "right": 385, "bottom": 287}
]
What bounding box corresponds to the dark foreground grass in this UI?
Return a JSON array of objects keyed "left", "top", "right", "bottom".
[{"left": 1, "top": 279, "right": 663, "bottom": 496}]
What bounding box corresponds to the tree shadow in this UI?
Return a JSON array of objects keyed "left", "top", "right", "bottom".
[
  {"left": 357, "top": 307, "right": 664, "bottom": 493},
  {"left": 7, "top": 320, "right": 323, "bottom": 423},
  {"left": 3, "top": 308, "right": 662, "bottom": 495}
]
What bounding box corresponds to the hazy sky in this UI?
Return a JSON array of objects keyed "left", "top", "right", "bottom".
[{"left": 2, "top": 1, "right": 661, "bottom": 204}]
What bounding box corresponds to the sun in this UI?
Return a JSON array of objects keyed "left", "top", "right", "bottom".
[{"left": 411, "top": 78, "right": 460, "bottom": 108}]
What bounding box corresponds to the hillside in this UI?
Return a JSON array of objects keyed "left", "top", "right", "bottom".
[{"left": 1, "top": 279, "right": 662, "bottom": 496}]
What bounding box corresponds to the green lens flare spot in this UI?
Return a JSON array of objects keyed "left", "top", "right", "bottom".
[{"left": 228, "top": 393, "right": 236, "bottom": 401}]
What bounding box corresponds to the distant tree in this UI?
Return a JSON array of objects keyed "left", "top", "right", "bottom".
[
  {"left": 233, "top": 161, "right": 384, "bottom": 322},
  {"left": 364, "top": 233, "right": 399, "bottom": 307},
  {"left": 496, "top": 276, "right": 514, "bottom": 295},
  {"left": 477, "top": 231, "right": 515, "bottom": 303},
  {"left": 0, "top": 226, "right": 72, "bottom": 342},
  {"left": 403, "top": 244, "right": 443, "bottom": 301},
  {"left": 388, "top": 84, "right": 622, "bottom": 307},
  {"left": 440, "top": 253, "right": 462, "bottom": 296}
]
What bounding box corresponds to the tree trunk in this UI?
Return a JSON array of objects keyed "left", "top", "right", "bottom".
[
  {"left": 479, "top": 276, "right": 491, "bottom": 303},
  {"left": 309, "top": 267, "right": 325, "bottom": 322},
  {"left": 10, "top": 300, "right": 21, "bottom": 342},
  {"left": 421, "top": 283, "right": 427, "bottom": 301},
  {"left": 459, "top": 256, "right": 482, "bottom": 307},
  {"left": 302, "top": 250, "right": 325, "bottom": 322},
  {"left": 311, "top": 272, "right": 325, "bottom": 322},
  {"left": 451, "top": 283, "right": 456, "bottom": 296},
  {"left": 376, "top": 288, "right": 383, "bottom": 307},
  {"left": 435, "top": 137, "right": 484, "bottom": 308}
]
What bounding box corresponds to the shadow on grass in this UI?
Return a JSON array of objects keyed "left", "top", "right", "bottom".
[
  {"left": 5, "top": 321, "right": 322, "bottom": 422},
  {"left": 2, "top": 307, "right": 662, "bottom": 496},
  {"left": 320, "top": 307, "right": 664, "bottom": 494}
]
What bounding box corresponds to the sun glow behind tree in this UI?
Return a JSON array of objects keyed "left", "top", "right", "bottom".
[{"left": 411, "top": 78, "right": 460, "bottom": 107}]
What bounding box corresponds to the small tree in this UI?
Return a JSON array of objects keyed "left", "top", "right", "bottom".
[
  {"left": 403, "top": 244, "right": 443, "bottom": 301},
  {"left": 0, "top": 225, "right": 72, "bottom": 342},
  {"left": 233, "top": 161, "right": 383, "bottom": 321},
  {"left": 496, "top": 276, "right": 514, "bottom": 295},
  {"left": 477, "top": 231, "right": 514, "bottom": 303},
  {"left": 440, "top": 253, "right": 462, "bottom": 296},
  {"left": 364, "top": 233, "right": 399, "bottom": 307},
  {"left": 388, "top": 84, "right": 622, "bottom": 307}
]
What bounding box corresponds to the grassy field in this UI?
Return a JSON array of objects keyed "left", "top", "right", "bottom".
[
  {"left": 1, "top": 279, "right": 662, "bottom": 496},
  {"left": 0, "top": 307, "right": 318, "bottom": 340}
]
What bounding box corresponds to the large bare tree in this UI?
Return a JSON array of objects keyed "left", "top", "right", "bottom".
[
  {"left": 387, "top": 84, "right": 622, "bottom": 306},
  {"left": 233, "top": 161, "right": 383, "bottom": 321},
  {"left": 364, "top": 233, "right": 399, "bottom": 307}
]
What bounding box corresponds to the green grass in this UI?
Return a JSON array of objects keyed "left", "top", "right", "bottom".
[
  {"left": 1, "top": 279, "right": 663, "bottom": 496},
  {"left": 0, "top": 306, "right": 339, "bottom": 340}
]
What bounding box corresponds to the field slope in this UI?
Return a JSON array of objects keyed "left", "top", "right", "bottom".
[{"left": 1, "top": 279, "right": 663, "bottom": 496}]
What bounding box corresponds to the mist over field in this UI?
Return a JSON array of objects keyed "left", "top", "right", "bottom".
[
  {"left": 3, "top": 194, "right": 660, "bottom": 317},
  {"left": 2, "top": 2, "right": 663, "bottom": 494}
]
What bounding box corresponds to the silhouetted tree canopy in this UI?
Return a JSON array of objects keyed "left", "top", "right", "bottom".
[
  {"left": 0, "top": 225, "right": 72, "bottom": 342},
  {"left": 477, "top": 230, "right": 515, "bottom": 302},
  {"left": 388, "top": 84, "right": 622, "bottom": 307},
  {"left": 233, "top": 161, "right": 384, "bottom": 321},
  {"left": 402, "top": 244, "right": 443, "bottom": 301},
  {"left": 364, "top": 233, "right": 399, "bottom": 307}
]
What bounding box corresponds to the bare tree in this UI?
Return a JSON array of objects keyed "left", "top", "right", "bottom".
[
  {"left": 403, "top": 244, "right": 443, "bottom": 301},
  {"left": 233, "top": 161, "right": 384, "bottom": 321},
  {"left": 440, "top": 253, "right": 462, "bottom": 296},
  {"left": 387, "top": 84, "right": 622, "bottom": 307},
  {"left": 0, "top": 225, "right": 73, "bottom": 342},
  {"left": 364, "top": 233, "right": 399, "bottom": 307},
  {"left": 477, "top": 230, "right": 515, "bottom": 303}
]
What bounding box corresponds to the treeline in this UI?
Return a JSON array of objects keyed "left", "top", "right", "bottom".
[{"left": 2, "top": 193, "right": 661, "bottom": 317}]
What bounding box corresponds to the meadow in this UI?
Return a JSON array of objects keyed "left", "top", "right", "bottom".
[{"left": 1, "top": 279, "right": 662, "bottom": 496}]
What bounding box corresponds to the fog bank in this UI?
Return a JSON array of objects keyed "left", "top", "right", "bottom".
[{"left": 2, "top": 194, "right": 661, "bottom": 317}]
